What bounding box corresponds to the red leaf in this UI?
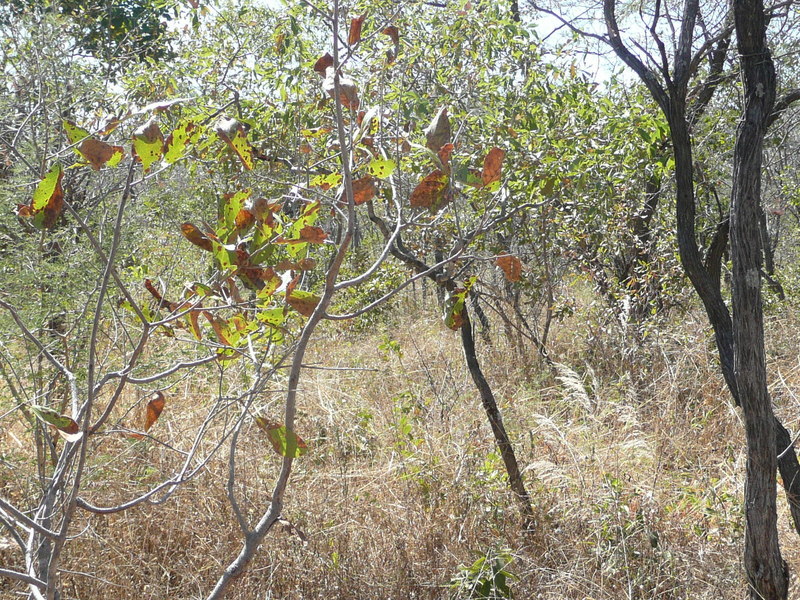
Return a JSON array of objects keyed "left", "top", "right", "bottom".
[
  {"left": 348, "top": 13, "right": 367, "bottom": 45},
  {"left": 437, "top": 143, "right": 454, "bottom": 167},
  {"left": 382, "top": 26, "right": 399, "bottom": 45},
  {"left": 144, "top": 392, "right": 165, "bottom": 432},
  {"left": 351, "top": 176, "right": 377, "bottom": 205},
  {"left": 297, "top": 225, "right": 328, "bottom": 243}
]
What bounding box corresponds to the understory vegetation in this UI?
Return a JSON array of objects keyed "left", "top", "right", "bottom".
[{"left": 2, "top": 0, "right": 800, "bottom": 598}]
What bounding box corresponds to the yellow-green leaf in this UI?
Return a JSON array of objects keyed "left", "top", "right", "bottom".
[{"left": 132, "top": 119, "right": 164, "bottom": 172}]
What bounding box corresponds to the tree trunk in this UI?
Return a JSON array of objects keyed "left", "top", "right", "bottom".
[{"left": 730, "top": 0, "right": 788, "bottom": 595}]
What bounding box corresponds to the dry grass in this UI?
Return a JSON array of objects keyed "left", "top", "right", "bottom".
[{"left": 3, "top": 294, "right": 800, "bottom": 599}]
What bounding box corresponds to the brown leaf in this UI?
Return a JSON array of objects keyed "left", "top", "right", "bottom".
[
  {"left": 481, "top": 147, "right": 505, "bottom": 187},
  {"left": 286, "top": 289, "right": 320, "bottom": 317},
  {"left": 437, "top": 143, "right": 454, "bottom": 168},
  {"left": 351, "top": 176, "right": 377, "bottom": 205},
  {"left": 323, "top": 67, "right": 360, "bottom": 110},
  {"left": 313, "top": 52, "right": 333, "bottom": 76},
  {"left": 181, "top": 223, "right": 214, "bottom": 252},
  {"left": 297, "top": 225, "right": 328, "bottom": 243},
  {"left": 410, "top": 170, "right": 450, "bottom": 211},
  {"left": 204, "top": 312, "right": 231, "bottom": 346},
  {"left": 144, "top": 392, "right": 165, "bottom": 432},
  {"left": 235, "top": 208, "right": 255, "bottom": 231},
  {"left": 78, "top": 138, "right": 125, "bottom": 170},
  {"left": 348, "top": 12, "right": 367, "bottom": 45},
  {"left": 496, "top": 254, "right": 523, "bottom": 282},
  {"left": 424, "top": 107, "right": 450, "bottom": 152},
  {"left": 382, "top": 25, "right": 399, "bottom": 45}
]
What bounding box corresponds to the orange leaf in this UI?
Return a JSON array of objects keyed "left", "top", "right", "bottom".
[
  {"left": 204, "top": 312, "right": 231, "bottom": 346},
  {"left": 286, "top": 289, "right": 320, "bottom": 317},
  {"left": 481, "top": 147, "right": 505, "bottom": 187},
  {"left": 297, "top": 225, "right": 328, "bottom": 243},
  {"left": 351, "top": 176, "right": 377, "bottom": 205},
  {"left": 348, "top": 13, "right": 367, "bottom": 45},
  {"left": 144, "top": 392, "right": 165, "bottom": 432},
  {"left": 496, "top": 254, "right": 523, "bottom": 282},
  {"left": 181, "top": 223, "right": 214, "bottom": 252},
  {"left": 437, "top": 143, "right": 454, "bottom": 167},
  {"left": 410, "top": 170, "right": 450, "bottom": 211}
]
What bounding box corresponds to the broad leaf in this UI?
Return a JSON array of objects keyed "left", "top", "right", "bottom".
[
  {"left": 481, "top": 147, "right": 505, "bottom": 189},
  {"left": 367, "top": 158, "right": 396, "bottom": 179},
  {"left": 132, "top": 119, "right": 164, "bottom": 172},
  {"left": 164, "top": 121, "right": 197, "bottom": 163},
  {"left": 255, "top": 417, "right": 308, "bottom": 458},
  {"left": 350, "top": 176, "right": 377, "bottom": 205},
  {"left": 424, "top": 107, "right": 450, "bottom": 152},
  {"left": 22, "top": 163, "right": 64, "bottom": 229},
  {"left": 323, "top": 67, "right": 360, "bottom": 110},
  {"left": 144, "top": 392, "right": 165, "bottom": 432},
  {"left": 286, "top": 289, "right": 320, "bottom": 317},
  {"left": 79, "top": 138, "right": 124, "bottom": 170},
  {"left": 410, "top": 170, "right": 450, "bottom": 212},
  {"left": 30, "top": 405, "right": 82, "bottom": 442},
  {"left": 181, "top": 223, "right": 214, "bottom": 252},
  {"left": 348, "top": 13, "right": 367, "bottom": 45},
  {"left": 496, "top": 254, "right": 522, "bottom": 282},
  {"left": 216, "top": 118, "right": 253, "bottom": 170},
  {"left": 310, "top": 172, "right": 342, "bottom": 190},
  {"left": 313, "top": 52, "right": 333, "bottom": 76}
]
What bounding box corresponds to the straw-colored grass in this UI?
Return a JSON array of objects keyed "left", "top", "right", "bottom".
[{"left": 3, "top": 293, "right": 800, "bottom": 599}]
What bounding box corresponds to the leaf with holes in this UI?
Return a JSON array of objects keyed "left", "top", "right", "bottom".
[
  {"left": 496, "top": 254, "right": 522, "bottom": 282},
  {"left": 216, "top": 118, "right": 253, "bottom": 170},
  {"left": 310, "top": 172, "right": 342, "bottom": 190},
  {"left": 181, "top": 223, "right": 214, "bottom": 252},
  {"left": 132, "top": 119, "right": 164, "bottom": 172},
  {"left": 481, "top": 147, "right": 505, "bottom": 189},
  {"left": 286, "top": 289, "right": 320, "bottom": 317},
  {"left": 255, "top": 417, "right": 308, "bottom": 458},
  {"left": 164, "top": 121, "right": 197, "bottom": 164},
  {"left": 79, "top": 138, "right": 124, "bottom": 170},
  {"left": 30, "top": 405, "right": 82, "bottom": 442},
  {"left": 410, "top": 170, "right": 449, "bottom": 212},
  {"left": 144, "top": 392, "right": 165, "bottom": 432},
  {"left": 349, "top": 12, "right": 366, "bottom": 45},
  {"left": 367, "top": 158, "right": 395, "bottom": 179}
]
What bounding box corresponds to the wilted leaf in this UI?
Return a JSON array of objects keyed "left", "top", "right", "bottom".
[
  {"left": 350, "top": 176, "right": 377, "bottom": 205},
  {"left": 144, "top": 392, "right": 165, "bottom": 432},
  {"left": 310, "top": 172, "right": 342, "bottom": 190},
  {"left": 382, "top": 25, "right": 399, "bottom": 45},
  {"left": 297, "top": 225, "right": 327, "bottom": 243},
  {"left": 181, "top": 223, "right": 214, "bottom": 252},
  {"left": 367, "top": 158, "right": 396, "bottom": 179},
  {"left": 496, "top": 254, "right": 523, "bottom": 282},
  {"left": 186, "top": 309, "right": 202, "bottom": 340},
  {"left": 323, "top": 67, "right": 360, "bottom": 110},
  {"left": 313, "top": 52, "right": 333, "bottom": 76},
  {"left": 437, "top": 143, "right": 454, "bottom": 167},
  {"left": 24, "top": 163, "right": 64, "bottom": 229},
  {"left": 481, "top": 147, "right": 505, "bottom": 188},
  {"left": 204, "top": 312, "right": 231, "bottom": 345},
  {"left": 254, "top": 416, "right": 308, "bottom": 458},
  {"left": 132, "top": 119, "right": 164, "bottom": 172},
  {"left": 63, "top": 119, "right": 91, "bottom": 144},
  {"left": 348, "top": 12, "right": 367, "bottom": 45},
  {"left": 136, "top": 97, "right": 193, "bottom": 114},
  {"left": 443, "top": 278, "right": 476, "bottom": 330},
  {"left": 30, "top": 405, "right": 82, "bottom": 442},
  {"left": 78, "top": 138, "right": 124, "bottom": 170},
  {"left": 216, "top": 118, "right": 253, "bottom": 170},
  {"left": 164, "top": 121, "right": 197, "bottom": 163},
  {"left": 410, "top": 170, "right": 450, "bottom": 211},
  {"left": 424, "top": 107, "right": 450, "bottom": 152},
  {"left": 286, "top": 289, "right": 320, "bottom": 317}
]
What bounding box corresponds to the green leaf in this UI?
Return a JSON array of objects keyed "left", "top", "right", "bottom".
[
  {"left": 216, "top": 117, "right": 253, "bottom": 170},
  {"left": 310, "top": 172, "right": 342, "bottom": 190},
  {"left": 24, "top": 163, "right": 64, "bottom": 229},
  {"left": 367, "top": 158, "right": 396, "bottom": 179},
  {"left": 30, "top": 405, "right": 82, "bottom": 441},
  {"left": 255, "top": 417, "right": 308, "bottom": 458},
  {"left": 132, "top": 119, "right": 164, "bottom": 172},
  {"left": 164, "top": 121, "right": 198, "bottom": 163}
]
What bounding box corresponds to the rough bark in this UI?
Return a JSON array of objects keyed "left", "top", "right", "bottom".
[{"left": 730, "top": 0, "right": 788, "bottom": 594}]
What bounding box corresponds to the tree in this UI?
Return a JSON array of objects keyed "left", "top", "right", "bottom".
[{"left": 530, "top": 0, "right": 800, "bottom": 596}]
